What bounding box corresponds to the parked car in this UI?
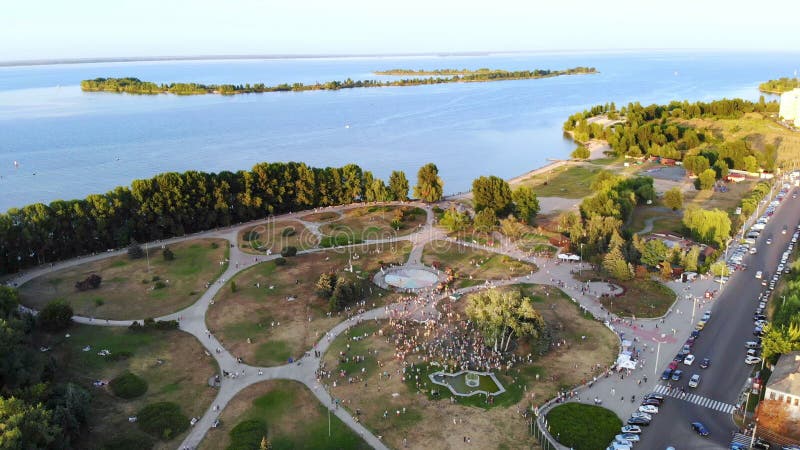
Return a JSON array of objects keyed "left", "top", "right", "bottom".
[
  {"left": 620, "top": 433, "right": 640, "bottom": 442},
  {"left": 631, "top": 412, "right": 652, "bottom": 421},
  {"left": 688, "top": 374, "right": 701, "bottom": 388},
  {"left": 638, "top": 404, "right": 658, "bottom": 414},
  {"left": 644, "top": 392, "right": 665, "bottom": 401},
  {"left": 700, "top": 357, "right": 711, "bottom": 369},
  {"left": 627, "top": 416, "right": 650, "bottom": 426},
  {"left": 620, "top": 425, "right": 642, "bottom": 434},
  {"left": 671, "top": 370, "right": 683, "bottom": 381},
  {"left": 661, "top": 369, "right": 673, "bottom": 380},
  {"left": 745, "top": 355, "right": 763, "bottom": 365},
  {"left": 691, "top": 421, "right": 710, "bottom": 436},
  {"left": 684, "top": 354, "right": 695, "bottom": 365},
  {"left": 641, "top": 398, "right": 661, "bottom": 407}
]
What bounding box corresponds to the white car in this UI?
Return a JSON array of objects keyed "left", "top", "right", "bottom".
[
  {"left": 688, "top": 374, "right": 701, "bottom": 388},
  {"left": 755, "top": 271, "right": 763, "bottom": 279},
  {"left": 631, "top": 412, "right": 652, "bottom": 421},
  {"left": 683, "top": 354, "right": 695, "bottom": 365},
  {"left": 745, "top": 356, "right": 762, "bottom": 365},
  {"left": 638, "top": 404, "right": 658, "bottom": 414},
  {"left": 621, "top": 425, "right": 642, "bottom": 434}
]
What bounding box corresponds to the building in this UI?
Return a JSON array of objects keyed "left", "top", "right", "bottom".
[
  {"left": 765, "top": 351, "right": 800, "bottom": 418},
  {"left": 779, "top": 88, "right": 800, "bottom": 127}
]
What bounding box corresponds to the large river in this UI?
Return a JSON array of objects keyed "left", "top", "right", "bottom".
[{"left": 0, "top": 51, "right": 797, "bottom": 211}]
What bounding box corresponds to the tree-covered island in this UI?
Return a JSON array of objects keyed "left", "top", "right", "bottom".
[
  {"left": 373, "top": 66, "right": 597, "bottom": 78},
  {"left": 759, "top": 77, "right": 800, "bottom": 94},
  {"left": 80, "top": 66, "right": 597, "bottom": 95}
]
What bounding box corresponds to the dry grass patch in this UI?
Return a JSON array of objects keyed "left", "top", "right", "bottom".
[
  {"left": 685, "top": 179, "right": 757, "bottom": 213},
  {"left": 422, "top": 241, "right": 536, "bottom": 288},
  {"left": 321, "top": 284, "right": 617, "bottom": 450},
  {"left": 20, "top": 238, "right": 228, "bottom": 319},
  {"left": 207, "top": 243, "right": 411, "bottom": 366},
  {"left": 301, "top": 211, "right": 342, "bottom": 222},
  {"left": 199, "top": 380, "right": 369, "bottom": 450},
  {"left": 238, "top": 220, "right": 318, "bottom": 254},
  {"left": 320, "top": 205, "right": 427, "bottom": 241},
  {"left": 39, "top": 324, "right": 217, "bottom": 450}
]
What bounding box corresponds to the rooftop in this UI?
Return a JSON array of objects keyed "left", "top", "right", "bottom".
[{"left": 767, "top": 351, "right": 800, "bottom": 396}]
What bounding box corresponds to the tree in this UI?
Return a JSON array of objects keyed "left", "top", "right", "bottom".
[
  {"left": 761, "top": 322, "right": 800, "bottom": 361},
  {"left": 499, "top": 216, "right": 526, "bottom": 239},
  {"left": 472, "top": 176, "right": 512, "bottom": 215},
  {"left": 695, "top": 169, "right": 717, "bottom": 190},
  {"left": 128, "top": 241, "right": 144, "bottom": 259},
  {"left": 603, "top": 247, "right": 633, "bottom": 280},
  {"left": 413, "top": 163, "right": 443, "bottom": 202},
  {"left": 683, "top": 246, "right": 700, "bottom": 272},
  {"left": 512, "top": 186, "right": 540, "bottom": 224},
  {"left": 709, "top": 261, "right": 731, "bottom": 277},
  {"left": 49, "top": 383, "right": 91, "bottom": 444},
  {"left": 571, "top": 145, "right": 590, "bottom": 159},
  {"left": 329, "top": 277, "right": 362, "bottom": 312},
  {"left": 0, "top": 397, "right": 60, "bottom": 449},
  {"left": 315, "top": 272, "right": 336, "bottom": 298},
  {"left": 683, "top": 207, "right": 731, "bottom": 247},
  {"left": 439, "top": 208, "right": 470, "bottom": 232},
  {"left": 75, "top": 273, "right": 102, "bottom": 291},
  {"left": 473, "top": 209, "right": 497, "bottom": 233},
  {"left": 39, "top": 299, "right": 73, "bottom": 332},
  {"left": 663, "top": 187, "right": 683, "bottom": 211},
  {"left": 466, "top": 289, "right": 545, "bottom": 352},
  {"left": 280, "top": 246, "right": 297, "bottom": 257},
  {"left": 388, "top": 171, "right": 409, "bottom": 201},
  {"left": 660, "top": 261, "right": 673, "bottom": 280},
  {"left": 640, "top": 239, "right": 668, "bottom": 267},
  {"left": 162, "top": 247, "right": 175, "bottom": 261}
]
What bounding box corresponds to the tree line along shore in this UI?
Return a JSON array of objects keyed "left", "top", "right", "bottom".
[
  {"left": 78, "top": 67, "right": 597, "bottom": 95},
  {"left": 759, "top": 77, "right": 800, "bottom": 94}
]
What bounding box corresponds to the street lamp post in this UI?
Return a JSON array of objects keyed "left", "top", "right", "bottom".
[
  {"left": 580, "top": 243, "right": 584, "bottom": 276},
  {"left": 652, "top": 336, "right": 668, "bottom": 376},
  {"left": 749, "top": 417, "right": 759, "bottom": 449},
  {"left": 690, "top": 297, "right": 698, "bottom": 326}
]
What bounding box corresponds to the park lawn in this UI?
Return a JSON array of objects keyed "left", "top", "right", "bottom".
[
  {"left": 422, "top": 241, "right": 536, "bottom": 287},
  {"left": 517, "top": 164, "right": 602, "bottom": 199},
  {"left": 677, "top": 113, "right": 800, "bottom": 165},
  {"left": 238, "top": 220, "right": 318, "bottom": 254},
  {"left": 684, "top": 179, "right": 757, "bottom": 214},
  {"left": 577, "top": 272, "right": 676, "bottom": 318},
  {"left": 546, "top": 403, "right": 622, "bottom": 450},
  {"left": 319, "top": 205, "right": 427, "bottom": 242},
  {"left": 38, "top": 324, "right": 217, "bottom": 450},
  {"left": 206, "top": 243, "right": 410, "bottom": 366},
  {"left": 198, "top": 380, "right": 369, "bottom": 450},
  {"left": 322, "top": 284, "right": 618, "bottom": 450},
  {"left": 20, "top": 238, "right": 228, "bottom": 320},
  {"left": 628, "top": 205, "right": 684, "bottom": 235},
  {"left": 516, "top": 231, "right": 560, "bottom": 256},
  {"left": 301, "top": 211, "right": 341, "bottom": 222}
]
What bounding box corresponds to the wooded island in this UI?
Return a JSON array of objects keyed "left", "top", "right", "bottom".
[
  {"left": 80, "top": 66, "right": 597, "bottom": 95},
  {"left": 759, "top": 77, "right": 800, "bottom": 94}
]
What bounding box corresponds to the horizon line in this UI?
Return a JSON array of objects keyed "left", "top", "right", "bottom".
[{"left": 2, "top": 48, "right": 799, "bottom": 68}]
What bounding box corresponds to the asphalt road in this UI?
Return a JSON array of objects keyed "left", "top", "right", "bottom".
[{"left": 638, "top": 187, "right": 800, "bottom": 449}]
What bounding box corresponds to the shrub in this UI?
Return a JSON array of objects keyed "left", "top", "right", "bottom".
[
  {"left": 128, "top": 242, "right": 144, "bottom": 259},
  {"left": 227, "top": 419, "right": 267, "bottom": 450},
  {"left": 162, "top": 247, "right": 175, "bottom": 261},
  {"left": 281, "top": 227, "right": 296, "bottom": 237},
  {"left": 280, "top": 246, "right": 297, "bottom": 257},
  {"left": 107, "top": 350, "right": 133, "bottom": 361},
  {"left": 243, "top": 230, "right": 259, "bottom": 242},
  {"left": 137, "top": 402, "right": 189, "bottom": 440},
  {"left": 153, "top": 281, "right": 167, "bottom": 290},
  {"left": 75, "top": 274, "right": 102, "bottom": 291},
  {"left": 231, "top": 281, "right": 237, "bottom": 293},
  {"left": 571, "top": 145, "right": 591, "bottom": 159},
  {"left": 274, "top": 257, "right": 287, "bottom": 266},
  {"left": 110, "top": 372, "right": 148, "bottom": 399},
  {"left": 210, "top": 242, "right": 219, "bottom": 249},
  {"left": 101, "top": 434, "right": 154, "bottom": 450},
  {"left": 94, "top": 298, "right": 105, "bottom": 307},
  {"left": 546, "top": 403, "right": 621, "bottom": 450},
  {"left": 39, "top": 299, "right": 73, "bottom": 332}
]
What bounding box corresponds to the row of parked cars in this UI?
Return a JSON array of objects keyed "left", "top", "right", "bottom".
[{"left": 604, "top": 393, "right": 667, "bottom": 449}]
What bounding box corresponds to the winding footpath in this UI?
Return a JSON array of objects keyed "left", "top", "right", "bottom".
[{"left": 6, "top": 200, "right": 704, "bottom": 450}]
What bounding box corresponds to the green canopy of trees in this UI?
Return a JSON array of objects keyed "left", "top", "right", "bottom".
[
  {"left": 465, "top": 289, "right": 545, "bottom": 353},
  {"left": 663, "top": 187, "right": 683, "bottom": 210},
  {"left": 439, "top": 208, "right": 470, "bottom": 232},
  {"left": 413, "top": 163, "right": 444, "bottom": 203},
  {"left": 472, "top": 176, "right": 513, "bottom": 215},
  {"left": 683, "top": 208, "right": 731, "bottom": 247}
]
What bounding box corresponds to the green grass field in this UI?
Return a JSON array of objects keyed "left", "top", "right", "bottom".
[
  {"left": 546, "top": 403, "right": 622, "bottom": 450},
  {"left": 518, "top": 165, "right": 600, "bottom": 198}
]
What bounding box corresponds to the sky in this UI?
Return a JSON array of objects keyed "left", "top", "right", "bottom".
[{"left": 2, "top": 0, "right": 800, "bottom": 62}]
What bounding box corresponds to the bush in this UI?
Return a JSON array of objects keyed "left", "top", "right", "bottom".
[
  {"left": 546, "top": 403, "right": 621, "bottom": 450},
  {"left": 162, "top": 247, "right": 175, "bottom": 261},
  {"left": 280, "top": 246, "right": 297, "bottom": 257},
  {"left": 128, "top": 242, "right": 144, "bottom": 259},
  {"left": 571, "top": 145, "right": 591, "bottom": 159},
  {"left": 227, "top": 419, "right": 267, "bottom": 450},
  {"left": 137, "top": 402, "right": 189, "bottom": 440},
  {"left": 39, "top": 299, "right": 73, "bottom": 332},
  {"left": 75, "top": 273, "right": 102, "bottom": 291},
  {"left": 153, "top": 281, "right": 166, "bottom": 290},
  {"left": 281, "top": 227, "right": 296, "bottom": 237},
  {"left": 274, "top": 257, "right": 287, "bottom": 266},
  {"left": 110, "top": 372, "right": 148, "bottom": 399},
  {"left": 101, "top": 434, "right": 154, "bottom": 450},
  {"left": 129, "top": 319, "right": 179, "bottom": 332},
  {"left": 231, "top": 281, "right": 237, "bottom": 293},
  {"left": 107, "top": 350, "right": 133, "bottom": 361},
  {"left": 94, "top": 298, "right": 105, "bottom": 307},
  {"left": 210, "top": 242, "right": 219, "bottom": 249}
]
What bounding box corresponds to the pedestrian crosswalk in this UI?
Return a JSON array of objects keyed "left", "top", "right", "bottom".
[{"left": 652, "top": 384, "right": 736, "bottom": 414}]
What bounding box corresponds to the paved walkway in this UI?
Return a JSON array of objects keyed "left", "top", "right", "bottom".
[{"left": 7, "top": 199, "right": 726, "bottom": 450}]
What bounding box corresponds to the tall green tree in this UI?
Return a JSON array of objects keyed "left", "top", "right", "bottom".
[
  {"left": 511, "top": 186, "right": 540, "bottom": 224},
  {"left": 439, "top": 208, "right": 470, "bottom": 232},
  {"left": 472, "top": 176, "right": 512, "bottom": 215},
  {"left": 663, "top": 187, "right": 683, "bottom": 211},
  {"left": 473, "top": 209, "right": 498, "bottom": 233},
  {"left": 466, "top": 289, "right": 545, "bottom": 352},
  {"left": 413, "top": 163, "right": 443, "bottom": 203},
  {"left": 388, "top": 171, "right": 410, "bottom": 201}
]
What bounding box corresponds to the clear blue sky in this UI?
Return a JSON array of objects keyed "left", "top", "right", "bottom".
[{"left": 2, "top": 0, "right": 799, "bottom": 61}]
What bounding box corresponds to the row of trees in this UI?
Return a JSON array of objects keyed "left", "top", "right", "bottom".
[
  {"left": 0, "top": 162, "right": 443, "bottom": 275},
  {"left": 81, "top": 68, "right": 597, "bottom": 96},
  {"left": 759, "top": 77, "right": 800, "bottom": 94},
  {"left": 563, "top": 98, "right": 779, "bottom": 165},
  {"left": 0, "top": 287, "right": 90, "bottom": 448}
]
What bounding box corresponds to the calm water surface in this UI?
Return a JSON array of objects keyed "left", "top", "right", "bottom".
[{"left": 0, "top": 51, "right": 797, "bottom": 211}]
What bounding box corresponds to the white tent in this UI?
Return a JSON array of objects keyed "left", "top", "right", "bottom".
[
  {"left": 615, "top": 353, "right": 637, "bottom": 370},
  {"left": 558, "top": 253, "right": 581, "bottom": 261}
]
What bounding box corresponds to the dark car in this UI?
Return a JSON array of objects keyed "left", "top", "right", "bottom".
[
  {"left": 691, "top": 421, "right": 710, "bottom": 436},
  {"left": 641, "top": 398, "right": 661, "bottom": 407},
  {"left": 691, "top": 330, "right": 700, "bottom": 339},
  {"left": 671, "top": 369, "right": 683, "bottom": 381},
  {"left": 627, "top": 416, "right": 651, "bottom": 426},
  {"left": 661, "top": 369, "right": 673, "bottom": 380},
  {"left": 700, "top": 357, "right": 711, "bottom": 369},
  {"left": 644, "top": 392, "right": 665, "bottom": 401},
  {"left": 753, "top": 438, "right": 771, "bottom": 449},
  {"left": 674, "top": 353, "right": 686, "bottom": 363}
]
